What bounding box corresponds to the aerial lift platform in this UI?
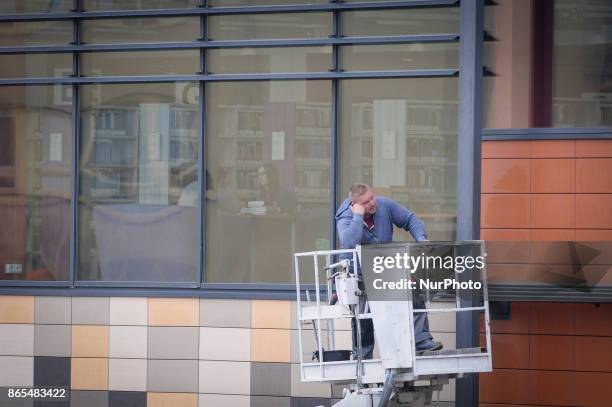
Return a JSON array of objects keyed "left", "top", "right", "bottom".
[{"left": 294, "top": 241, "right": 492, "bottom": 407}]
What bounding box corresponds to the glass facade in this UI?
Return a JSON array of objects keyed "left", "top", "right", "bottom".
[{"left": 484, "top": 0, "right": 612, "bottom": 128}]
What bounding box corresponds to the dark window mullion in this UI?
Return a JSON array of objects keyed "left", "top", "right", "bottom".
[
  {"left": 69, "top": 0, "right": 81, "bottom": 286},
  {"left": 199, "top": 0, "right": 207, "bottom": 287}
]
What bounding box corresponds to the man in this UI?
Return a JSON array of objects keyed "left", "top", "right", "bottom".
[{"left": 335, "top": 183, "right": 442, "bottom": 359}]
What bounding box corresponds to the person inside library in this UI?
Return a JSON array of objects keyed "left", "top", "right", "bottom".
[{"left": 335, "top": 183, "right": 443, "bottom": 359}]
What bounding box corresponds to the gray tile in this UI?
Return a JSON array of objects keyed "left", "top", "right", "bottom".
[
  {"left": 147, "top": 359, "right": 198, "bottom": 392},
  {"left": 251, "top": 396, "right": 290, "bottom": 407},
  {"left": 34, "top": 325, "right": 71, "bottom": 357},
  {"left": 109, "top": 298, "right": 147, "bottom": 326},
  {"left": 251, "top": 363, "right": 291, "bottom": 397},
  {"left": 199, "top": 361, "right": 250, "bottom": 395},
  {"left": 199, "top": 327, "right": 250, "bottom": 361},
  {"left": 35, "top": 297, "right": 71, "bottom": 325},
  {"left": 200, "top": 299, "right": 251, "bottom": 328},
  {"left": 109, "top": 326, "right": 147, "bottom": 359},
  {"left": 148, "top": 327, "right": 198, "bottom": 359},
  {"left": 69, "top": 391, "right": 108, "bottom": 407},
  {"left": 0, "top": 356, "right": 33, "bottom": 386},
  {"left": 0, "top": 324, "right": 34, "bottom": 356},
  {"left": 290, "top": 397, "right": 331, "bottom": 407},
  {"left": 109, "top": 359, "right": 147, "bottom": 392},
  {"left": 108, "top": 391, "right": 146, "bottom": 407},
  {"left": 290, "top": 364, "right": 330, "bottom": 398},
  {"left": 34, "top": 356, "right": 70, "bottom": 386},
  {"left": 72, "top": 297, "right": 109, "bottom": 325},
  {"left": 199, "top": 394, "right": 250, "bottom": 407}
]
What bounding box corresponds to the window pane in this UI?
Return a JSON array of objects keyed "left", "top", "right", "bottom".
[
  {"left": 341, "top": 8, "right": 460, "bottom": 37},
  {"left": 82, "top": 17, "right": 200, "bottom": 44},
  {"left": 0, "top": 54, "right": 72, "bottom": 78},
  {"left": 484, "top": 0, "right": 612, "bottom": 128},
  {"left": 0, "top": 21, "right": 73, "bottom": 47},
  {"left": 78, "top": 83, "right": 199, "bottom": 282},
  {"left": 340, "top": 78, "right": 458, "bottom": 241},
  {"left": 209, "top": 0, "right": 327, "bottom": 5},
  {"left": 206, "top": 81, "right": 331, "bottom": 283},
  {"left": 208, "top": 47, "right": 331, "bottom": 74},
  {"left": 0, "top": 86, "right": 72, "bottom": 282},
  {"left": 81, "top": 50, "right": 199, "bottom": 76},
  {"left": 341, "top": 43, "right": 459, "bottom": 71},
  {"left": 83, "top": 0, "right": 199, "bottom": 10},
  {"left": 0, "top": 0, "right": 72, "bottom": 13},
  {"left": 208, "top": 13, "right": 332, "bottom": 40}
]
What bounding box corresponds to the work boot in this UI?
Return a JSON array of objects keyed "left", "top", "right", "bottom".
[{"left": 415, "top": 339, "right": 443, "bottom": 353}]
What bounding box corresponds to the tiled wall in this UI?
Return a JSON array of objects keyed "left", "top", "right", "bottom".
[
  {"left": 480, "top": 139, "right": 612, "bottom": 407},
  {"left": 0, "top": 295, "right": 456, "bottom": 407}
]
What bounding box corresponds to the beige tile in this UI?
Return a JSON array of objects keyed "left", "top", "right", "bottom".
[
  {"left": 252, "top": 300, "right": 291, "bottom": 329},
  {"left": 251, "top": 329, "right": 291, "bottom": 363},
  {"left": 199, "top": 327, "right": 250, "bottom": 361},
  {"left": 433, "top": 332, "right": 456, "bottom": 350},
  {"left": 71, "top": 358, "right": 108, "bottom": 390},
  {"left": 199, "top": 394, "right": 250, "bottom": 407},
  {"left": 72, "top": 326, "right": 109, "bottom": 358},
  {"left": 0, "top": 324, "right": 34, "bottom": 356},
  {"left": 438, "top": 377, "right": 455, "bottom": 402},
  {"left": 148, "top": 393, "right": 198, "bottom": 407},
  {"left": 35, "top": 296, "right": 71, "bottom": 324},
  {"left": 200, "top": 299, "right": 251, "bottom": 328},
  {"left": 199, "top": 361, "right": 250, "bottom": 395},
  {"left": 0, "top": 356, "right": 33, "bottom": 386},
  {"left": 110, "top": 297, "right": 147, "bottom": 326},
  {"left": 109, "top": 358, "right": 147, "bottom": 391},
  {"left": 0, "top": 296, "right": 34, "bottom": 323},
  {"left": 109, "top": 326, "right": 147, "bottom": 358},
  {"left": 148, "top": 298, "right": 198, "bottom": 326},
  {"left": 290, "top": 363, "right": 331, "bottom": 397}
]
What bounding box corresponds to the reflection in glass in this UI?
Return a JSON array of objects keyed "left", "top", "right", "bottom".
[
  {"left": 206, "top": 81, "right": 331, "bottom": 283},
  {"left": 484, "top": 0, "right": 612, "bottom": 128},
  {"left": 81, "top": 50, "right": 199, "bottom": 76},
  {"left": 340, "top": 79, "right": 458, "bottom": 241},
  {"left": 83, "top": 0, "right": 198, "bottom": 10},
  {"left": 341, "top": 43, "right": 459, "bottom": 71},
  {"left": 341, "top": 8, "right": 460, "bottom": 37},
  {"left": 0, "top": 54, "right": 72, "bottom": 78},
  {"left": 209, "top": 0, "right": 327, "bottom": 5},
  {"left": 78, "top": 83, "right": 199, "bottom": 282},
  {"left": 208, "top": 13, "right": 332, "bottom": 40},
  {"left": 0, "top": 0, "right": 72, "bottom": 13},
  {"left": 82, "top": 17, "right": 200, "bottom": 44},
  {"left": 0, "top": 21, "right": 73, "bottom": 47},
  {"left": 0, "top": 86, "right": 72, "bottom": 281},
  {"left": 208, "top": 47, "right": 331, "bottom": 74}
]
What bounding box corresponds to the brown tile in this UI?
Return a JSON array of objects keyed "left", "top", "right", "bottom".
[
  {"left": 481, "top": 194, "right": 530, "bottom": 228},
  {"left": 481, "top": 228, "right": 530, "bottom": 241},
  {"left": 479, "top": 369, "right": 531, "bottom": 404},
  {"left": 71, "top": 358, "right": 108, "bottom": 390},
  {"left": 530, "top": 335, "right": 574, "bottom": 370},
  {"left": 481, "top": 159, "right": 530, "bottom": 193},
  {"left": 530, "top": 370, "right": 578, "bottom": 406},
  {"left": 251, "top": 329, "right": 291, "bottom": 363},
  {"left": 531, "top": 158, "right": 575, "bottom": 193},
  {"left": 487, "top": 264, "right": 531, "bottom": 284},
  {"left": 530, "top": 194, "right": 575, "bottom": 229},
  {"left": 576, "top": 194, "right": 612, "bottom": 229},
  {"left": 490, "top": 334, "right": 529, "bottom": 369},
  {"left": 576, "top": 371, "right": 612, "bottom": 407},
  {"left": 574, "top": 303, "right": 612, "bottom": 336},
  {"left": 147, "top": 393, "right": 198, "bottom": 407},
  {"left": 72, "top": 326, "right": 109, "bottom": 358},
  {"left": 576, "top": 139, "right": 612, "bottom": 158},
  {"left": 530, "top": 229, "right": 575, "bottom": 241},
  {"left": 576, "top": 229, "right": 612, "bottom": 240},
  {"left": 576, "top": 158, "right": 612, "bottom": 193},
  {"left": 486, "top": 241, "right": 531, "bottom": 265},
  {"left": 0, "top": 296, "right": 34, "bottom": 323},
  {"left": 481, "top": 140, "right": 531, "bottom": 159},
  {"left": 148, "top": 298, "right": 198, "bottom": 326},
  {"left": 530, "top": 302, "right": 574, "bottom": 335},
  {"left": 251, "top": 300, "right": 291, "bottom": 329},
  {"left": 575, "top": 336, "right": 612, "bottom": 372},
  {"left": 531, "top": 140, "right": 575, "bottom": 158},
  {"left": 490, "top": 302, "right": 530, "bottom": 334}
]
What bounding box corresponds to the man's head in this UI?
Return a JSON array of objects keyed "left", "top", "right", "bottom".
[{"left": 349, "top": 183, "right": 377, "bottom": 216}]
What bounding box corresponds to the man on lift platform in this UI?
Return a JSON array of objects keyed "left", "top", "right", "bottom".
[{"left": 335, "top": 183, "right": 443, "bottom": 359}]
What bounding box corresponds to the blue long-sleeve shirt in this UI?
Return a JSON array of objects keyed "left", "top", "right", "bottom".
[{"left": 335, "top": 197, "right": 427, "bottom": 276}]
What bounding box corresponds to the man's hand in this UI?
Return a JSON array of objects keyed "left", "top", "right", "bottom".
[{"left": 351, "top": 202, "right": 365, "bottom": 215}]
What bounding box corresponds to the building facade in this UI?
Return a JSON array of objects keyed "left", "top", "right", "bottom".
[{"left": 0, "top": 0, "right": 610, "bottom": 406}]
